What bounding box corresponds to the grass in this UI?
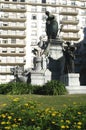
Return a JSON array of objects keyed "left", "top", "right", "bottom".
[{"left": 0, "top": 94, "right": 86, "bottom": 110}]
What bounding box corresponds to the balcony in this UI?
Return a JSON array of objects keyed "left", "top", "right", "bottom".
[
  {"left": 59, "top": 9, "right": 78, "bottom": 16},
  {"left": 0, "top": 35, "right": 26, "bottom": 39},
  {"left": 0, "top": 32, "right": 26, "bottom": 39},
  {"left": 0, "top": 52, "right": 26, "bottom": 56},
  {"left": 60, "top": 19, "right": 79, "bottom": 25},
  {"left": 0, "top": 17, "right": 26, "bottom": 22},
  {"left": 62, "top": 34, "right": 80, "bottom": 41},
  {"left": 1, "top": 6, "right": 26, "bottom": 12},
  {"left": 0, "top": 43, "right": 26, "bottom": 48},
  {"left": 0, "top": 26, "right": 26, "bottom": 30},
  {"left": 0, "top": 14, "right": 26, "bottom": 22},
  {"left": 62, "top": 27, "right": 80, "bottom": 33},
  {"left": 0, "top": 62, "right": 25, "bottom": 66}
]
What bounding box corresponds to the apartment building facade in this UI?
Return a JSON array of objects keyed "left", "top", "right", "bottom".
[{"left": 0, "top": 0, "right": 86, "bottom": 83}]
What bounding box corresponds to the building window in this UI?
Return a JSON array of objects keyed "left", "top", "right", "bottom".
[
  {"left": 11, "top": 39, "right": 16, "bottom": 43},
  {"left": 71, "top": 1, "right": 76, "bottom": 6},
  {"left": 19, "top": 48, "right": 24, "bottom": 53},
  {"left": 81, "top": 2, "right": 85, "bottom": 7},
  {"left": 51, "top": 0, "right": 56, "bottom": 4},
  {"left": 31, "top": 30, "right": 37, "bottom": 36},
  {"left": 20, "top": 0, "right": 25, "bottom": 2},
  {"left": 42, "top": 15, "right": 46, "bottom": 21},
  {"left": 51, "top": 8, "right": 56, "bottom": 13},
  {"left": 62, "top": 0, "right": 67, "bottom": 5},
  {"left": 3, "top": 23, "right": 8, "bottom": 26},
  {"left": 2, "top": 50, "right": 7, "bottom": 53},
  {"left": 2, "top": 39, "right": 8, "bottom": 44},
  {"left": 13, "top": 0, "right": 17, "bottom": 2},
  {"left": 31, "top": 39, "right": 37, "bottom": 45},
  {"left": 4, "top": 13, "right": 9, "bottom": 18},
  {"left": 42, "top": 0, "right": 46, "bottom": 3},
  {"left": 32, "top": 15, "right": 37, "bottom": 20},
  {"left": 41, "top": 7, "right": 46, "bottom": 12},
  {"left": 31, "top": 22, "right": 37, "bottom": 28},
  {"left": 31, "top": 6, "right": 37, "bottom": 12},
  {"left": 1, "top": 76, "right": 6, "bottom": 79}
]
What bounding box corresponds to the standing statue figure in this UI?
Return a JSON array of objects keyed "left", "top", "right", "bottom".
[
  {"left": 45, "top": 11, "right": 58, "bottom": 40},
  {"left": 62, "top": 42, "right": 75, "bottom": 74}
]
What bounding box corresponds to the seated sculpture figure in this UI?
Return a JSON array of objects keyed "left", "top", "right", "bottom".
[
  {"left": 62, "top": 42, "right": 75, "bottom": 74},
  {"left": 45, "top": 11, "right": 58, "bottom": 40}
]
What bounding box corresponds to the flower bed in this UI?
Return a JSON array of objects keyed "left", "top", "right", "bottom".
[{"left": 0, "top": 98, "right": 86, "bottom": 130}]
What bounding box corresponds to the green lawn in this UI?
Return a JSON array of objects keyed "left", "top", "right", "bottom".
[{"left": 0, "top": 94, "right": 86, "bottom": 110}]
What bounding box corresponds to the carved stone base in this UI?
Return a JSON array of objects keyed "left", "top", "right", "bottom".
[
  {"left": 60, "top": 73, "right": 86, "bottom": 94},
  {"left": 60, "top": 73, "right": 80, "bottom": 86},
  {"left": 31, "top": 69, "right": 51, "bottom": 86}
]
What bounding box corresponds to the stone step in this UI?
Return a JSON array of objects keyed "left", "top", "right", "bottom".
[{"left": 66, "top": 86, "right": 86, "bottom": 94}]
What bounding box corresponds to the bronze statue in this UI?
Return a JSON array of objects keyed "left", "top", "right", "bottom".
[
  {"left": 45, "top": 11, "right": 58, "bottom": 40},
  {"left": 62, "top": 42, "right": 75, "bottom": 74}
]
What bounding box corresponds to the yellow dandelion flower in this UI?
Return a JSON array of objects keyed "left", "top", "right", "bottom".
[
  {"left": 13, "top": 98, "right": 19, "bottom": 102},
  {"left": 31, "top": 119, "right": 35, "bottom": 121},
  {"left": 73, "top": 102, "right": 76, "bottom": 105},
  {"left": 1, "top": 121, "right": 6, "bottom": 125},
  {"left": 77, "top": 125, "right": 81, "bottom": 129},
  {"left": 66, "top": 125, "right": 69, "bottom": 128},
  {"left": 4, "top": 126, "right": 11, "bottom": 130},
  {"left": 61, "top": 125, "right": 65, "bottom": 129},
  {"left": 52, "top": 121, "right": 56, "bottom": 124},
  {"left": 66, "top": 120, "right": 71, "bottom": 124},
  {"left": 58, "top": 113, "right": 61, "bottom": 117},
  {"left": 24, "top": 103, "right": 29, "bottom": 106},
  {"left": 8, "top": 116, "right": 12, "bottom": 120},
  {"left": 18, "top": 118, "right": 22, "bottom": 121},
  {"left": 45, "top": 108, "right": 50, "bottom": 113},
  {"left": 63, "top": 104, "right": 67, "bottom": 107},
  {"left": 61, "top": 120, "right": 64, "bottom": 122},
  {"left": 12, "top": 124, "right": 18, "bottom": 127},
  {"left": 10, "top": 113, "right": 14, "bottom": 115},
  {"left": 48, "top": 110, "right": 52, "bottom": 113},
  {"left": 2, "top": 103, "right": 7, "bottom": 106},
  {"left": 52, "top": 113, "right": 56, "bottom": 117},
  {"left": 78, "top": 112, "right": 81, "bottom": 115},
  {"left": 77, "top": 122, "right": 82, "bottom": 125},
  {"left": 1, "top": 114, "right": 6, "bottom": 118},
  {"left": 6, "top": 121, "right": 11, "bottom": 125}
]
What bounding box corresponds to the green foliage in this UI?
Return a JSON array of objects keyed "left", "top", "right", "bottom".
[
  {"left": 0, "top": 80, "right": 67, "bottom": 95},
  {"left": 0, "top": 99, "right": 86, "bottom": 130},
  {"left": 0, "top": 82, "right": 34, "bottom": 95},
  {"left": 0, "top": 83, "right": 12, "bottom": 94},
  {"left": 42, "top": 80, "right": 67, "bottom": 95}
]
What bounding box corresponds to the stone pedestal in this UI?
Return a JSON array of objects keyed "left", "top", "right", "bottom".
[
  {"left": 60, "top": 73, "right": 86, "bottom": 94},
  {"left": 31, "top": 69, "right": 51, "bottom": 86},
  {"left": 48, "top": 38, "right": 64, "bottom": 80},
  {"left": 49, "top": 39, "right": 63, "bottom": 60},
  {"left": 60, "top": 73, "right": 80, "bottom": 86},
  {"left": 31, "top": 70, "right": 45, "bottom": 86}
]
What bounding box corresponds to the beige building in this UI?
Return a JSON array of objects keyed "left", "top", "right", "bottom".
[{"left": 0, "top": 0, "right": 86, "bottom": 83}]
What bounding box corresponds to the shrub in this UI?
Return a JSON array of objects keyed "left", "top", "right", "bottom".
[
  {"left": 0, "top": 82, "right": 34, "bottom": 95},
  {"left": 0, "top": 80, "right": 67, "bottom": 95},
  {"left": 9, "top": 82, "right": 32, "bottom": 94},
  {"left": 0, "top": 83, "right": 12, "bottom": 94},
  {"left": 41, "top": 80, "right": 67, "bottom": 95}
]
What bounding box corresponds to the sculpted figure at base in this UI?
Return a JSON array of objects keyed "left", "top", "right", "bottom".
[
  {"left": 62, "top": 42, "right": 75, "bottom": 74},
  {"left": 45, "top": 11, "right": 58, "bottom": 40}
]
